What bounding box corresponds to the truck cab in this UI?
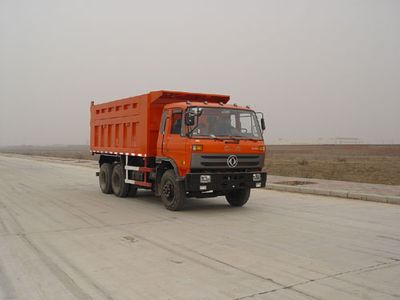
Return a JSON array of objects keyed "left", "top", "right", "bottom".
[{"left": 155, "top": 101, "right": 267, "bottom": 210}]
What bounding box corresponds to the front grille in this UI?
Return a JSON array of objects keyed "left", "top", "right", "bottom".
[
  {"left": 201, "top": 161, "right": 260, "bottom": 167},
  {"left": 191, "top": 153, "right": 264, "bottom": 170},
  {"left": 202, "top": 155, "right": 257, "bottom": 159}
]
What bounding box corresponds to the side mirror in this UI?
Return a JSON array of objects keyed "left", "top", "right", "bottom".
[
  {"left": 256, "top": 112, "right": 266, "bottom": 131},
  {"left": 261, "top": 118, "right": 266, "bottom": 131},
  {"left": 185, "top": 112, "right": 195, "bottom": 126}
]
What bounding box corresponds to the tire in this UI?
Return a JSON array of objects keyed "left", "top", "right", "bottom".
[
  {"left": 99, "top": 163, "right": 113, "bottom": 194},
  {"left": 111, "top": 163, "right": 130, "bottom": 197},
  {"left": 160, "top": 170, "right": 185, "bottom": 211},
  {"left": 225, "top": 188, "right": 251, "bottom": 207}
]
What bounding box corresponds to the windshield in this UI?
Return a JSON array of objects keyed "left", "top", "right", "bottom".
[{"left": 188, "top": 107, "right": 263, "bottom": 140}]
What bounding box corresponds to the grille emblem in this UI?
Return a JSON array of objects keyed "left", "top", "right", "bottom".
[{"left": 227, "top": 155, "right": 238, "bottom": 168}]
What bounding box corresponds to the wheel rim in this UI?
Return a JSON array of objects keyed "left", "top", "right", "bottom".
[{"left": 162, "top": 180, "right": 175, "bottom": 203}]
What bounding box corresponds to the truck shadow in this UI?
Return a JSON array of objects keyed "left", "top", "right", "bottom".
[{"left": 127, "top": 190, "right": 247, "bottom": 212}]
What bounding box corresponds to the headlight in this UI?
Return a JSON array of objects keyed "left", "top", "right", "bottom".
[
  {"left": 192, "top": 144, "right": 203, "bottom": 151},
  {"left": 253, "top": 173, "right": 261, "bottom": 182},
  {"left": 200, "top": 175, "right": 211, "bottom": 183}
]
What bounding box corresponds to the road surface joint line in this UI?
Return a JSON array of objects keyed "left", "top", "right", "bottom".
[
  {"left": 0, "top": 218, "right": 174, "bottom": 238},
  {"left": 234, "top": 259, "right": 400, "bottom": 300},
  {"left": 190, "top": 249, "right": 285, "bottom": 287},
  {"left": 153, "top": 239, "right": 321, "bottom": 299},
  {"left": 123, "top": 232, "right": 233, "bottom": 275}
]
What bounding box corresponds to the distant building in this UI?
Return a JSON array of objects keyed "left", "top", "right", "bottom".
[
  {"left": 269, "top": 137, "right": 364, "bottom": 145},
  {"left": 333, "top": 137, "right": 363, "bottom": 144}
]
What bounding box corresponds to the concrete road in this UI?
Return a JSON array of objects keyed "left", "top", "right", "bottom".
[{"left": 0, "top": 155, "right": 400, "bottom": 300}]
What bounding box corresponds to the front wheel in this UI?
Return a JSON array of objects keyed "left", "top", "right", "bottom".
[
  {"left": 225, "top": 188, "right": 251, "bottom": 207},
  {"left": 160, "top": 170, "right": 185, "bottom": 211}
]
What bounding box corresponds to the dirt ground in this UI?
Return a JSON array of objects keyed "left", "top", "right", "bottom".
[
  {"left": 1, "top": 144, "right": 399, "bottom": 185},
  {"left": 266, "top": 144, "right": 400, "bottom": 185},
  {"left": 0, "top": 145, "right": 95, "bottom": 160}
]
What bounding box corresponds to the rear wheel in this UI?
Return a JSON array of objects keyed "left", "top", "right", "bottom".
[
  {"left": 111, "top": 163, "right": 130, "bottom": 197},
  {"left": 99, "top": 163, "right": 113, "bottom": 194},
  {"left": 225, "top": 188, "right": 250, "bottom": 207},
  {"left": 160, "top": 170, "right": 185, "bottom": 211}
]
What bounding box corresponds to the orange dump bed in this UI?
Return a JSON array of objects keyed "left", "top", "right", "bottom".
[{"left": 90, "top": 90, "right": 230, "bottom": 157}]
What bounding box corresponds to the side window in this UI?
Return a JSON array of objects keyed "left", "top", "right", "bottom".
[
  {"left": 160, "top": 111, "right": 168, "bottom": 134},
  {"left": 170, "top": 110, "right": 183, "bottom": 135},
  {"left": 239, "top": 112, "right": 254, "bottom": 135},
  {"left": 230, "top": 114, "right": 236, "bottom": 128}
]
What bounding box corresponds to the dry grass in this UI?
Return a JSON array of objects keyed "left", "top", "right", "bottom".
[
  {"left": 1, "top": 144, "right": 400, "bottom": 185},
  {"left": 266, "top": 145, "right": 400, "bottom": 185}
]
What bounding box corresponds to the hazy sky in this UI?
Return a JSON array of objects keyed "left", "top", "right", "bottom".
[{"left": 0, "top": 0, "right": 399, "bottom": 146}]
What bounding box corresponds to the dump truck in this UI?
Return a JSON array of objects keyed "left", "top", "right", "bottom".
[{"left": 90, "top": 90, "right": 267, "bottom": 210}]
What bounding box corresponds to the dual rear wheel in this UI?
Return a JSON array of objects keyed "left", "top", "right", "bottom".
[
  {"left": 100, "top": 163, "right": 184, "bottom": 210},
  {"left": 99, "top": 163, "right": 137, "bottom": 197}
]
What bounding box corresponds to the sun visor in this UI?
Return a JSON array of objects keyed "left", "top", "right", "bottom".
[{"left": 150, "top": 90, "right": 230, "bottom": 105}]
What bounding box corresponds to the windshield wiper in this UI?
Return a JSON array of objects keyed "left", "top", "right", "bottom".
[
  {"left": 209, "top": 135, "right": 225, "bottom": 141},
  {"left": 190, "top": 134, "right": 258, "bottom": 141},
  {"left": 210, "top": 135, "right": 241, "bottom": 141},
  {"left": 226, "top": 135, "right": 261, "bottom": 140}
]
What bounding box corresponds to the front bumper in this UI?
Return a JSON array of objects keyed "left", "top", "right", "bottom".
[{"left": 185, "top": 172, "right": 267, "bottom": 192}]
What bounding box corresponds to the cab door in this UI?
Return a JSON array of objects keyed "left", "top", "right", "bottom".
[{"left": 163, "top": 108, "right": 187, "bottom": 174}]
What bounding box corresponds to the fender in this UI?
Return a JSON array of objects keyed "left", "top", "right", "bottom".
[
  {"left": 154, "top": 157, "right": 184, "bottom": 197},
  {"left": 156, "top": 156, "right": 181, "bottom": 178},
  {"left": 99, "top": 154, "right": 118, "bottom": 166}
]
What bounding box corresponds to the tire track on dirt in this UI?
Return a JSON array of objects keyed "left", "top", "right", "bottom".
[{"left": 18, "top": 233, "right": 96, "bottom": 300}]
